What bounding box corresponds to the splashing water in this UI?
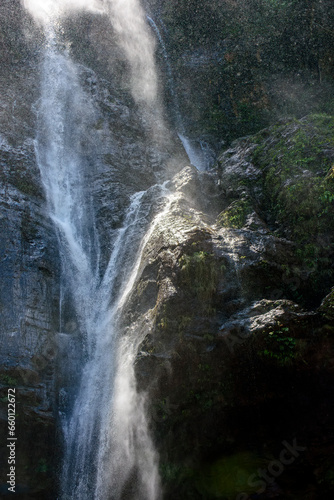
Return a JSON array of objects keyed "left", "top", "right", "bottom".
[{"left": 178, "top": 133, "right": 207, "bottom": 171}]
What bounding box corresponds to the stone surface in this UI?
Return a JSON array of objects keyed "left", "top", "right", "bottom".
[
  {"left": 0, "top": 142, "right": 59, "bottom": 498},
  {"left": 118, "top": 118, "right": 334, "bottom": 499}
]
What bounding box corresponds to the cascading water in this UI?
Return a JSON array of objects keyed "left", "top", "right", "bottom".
[
  {"left": 23, "top": 0, "right": 174, "bottom": 498},
  {"left": 59, "top": 182, "right": 169, "bottom": 500}
]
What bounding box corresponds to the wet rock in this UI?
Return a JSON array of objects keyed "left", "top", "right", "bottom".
[
  {"left": 122, "top": 122, "right": 334, "bottom": 499},
  {"left": 0, "top": 139, "right": 59, "bottom": 497}
]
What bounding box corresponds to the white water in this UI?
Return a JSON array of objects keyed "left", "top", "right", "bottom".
[
  {"left": 34, "top": 29, "right": 99, "bottom": 351},
  {"left": 24, "top": 1, "right": 171, "bottom": 498},
  {"left": 59, "top": 182, "right": 169, "bottom": 500},
  {"left": 23, "top": 0, "right": 105, "bottom": 23},
  {"left": 105, "top": 0, "right": 158, "bottom": 105}
]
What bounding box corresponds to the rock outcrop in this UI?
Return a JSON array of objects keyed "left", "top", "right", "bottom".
[{"left": 122, "top": 115, "right": 334, "bottom": 499}]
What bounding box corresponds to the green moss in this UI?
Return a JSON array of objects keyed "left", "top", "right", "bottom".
[
  {"left": 159, "top": 319, "right": 167, "bottom": 330},
  {"left": 276, "top": 177, "right": 334, "bottom": 239},
  {"left": 254, "top": 115, "right": 334, "bottom": 174},
  {"left": 0, "top": 374, "right": 18, "bottom": 386},
  {"left": 253, "top": 115, "right": 334, "bottom": 197},
  {"left": 35, "top": 458, "right": 49, "bottom": 473},
  {"left": 244, "top": 114, "right": 334, "bottom": 301},
  {"left": 178, "top": 316, "right": 192, "bottom": 333},
  {"left": 217, "top": 199, "right": 252, "bottom": 229}
]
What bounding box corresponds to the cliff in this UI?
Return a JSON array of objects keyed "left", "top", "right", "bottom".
[{"left": 1, "top": 1, "right": 334, "bottom": 499}]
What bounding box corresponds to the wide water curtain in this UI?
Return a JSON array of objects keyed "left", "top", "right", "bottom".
[{"left": 23, "top": 0, "right": 162, "bottom": 499}]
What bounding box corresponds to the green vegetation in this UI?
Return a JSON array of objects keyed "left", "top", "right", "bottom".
[
  {"left": 260, "top": 327, "right": 297, "bottom": 365},
  {"left": 217, "top": 199, "right": 252, "bottom": 229}
]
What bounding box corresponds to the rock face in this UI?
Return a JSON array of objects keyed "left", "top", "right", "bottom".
[
  {"left": 0, "top": 139, "right": 60, "bottom": 497},
  {"left": 150, "top": 0, "right": 334, "bottom": 146},
  {"left": 0, "top": 6, "right": 60, "bottom": 495},
  {"left": 122, "top": 116, "right": 334, "bottom": 499}
]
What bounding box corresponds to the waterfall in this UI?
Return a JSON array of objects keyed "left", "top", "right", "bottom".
[
  {"left": 104, "top": 0, "right": 158, "bottom": 106},
  {"left": 59, "top": 182, "right": 169, "bottom": 500},
  {"left": 23, "top": 0, "right": 173, "bottom": 498}
]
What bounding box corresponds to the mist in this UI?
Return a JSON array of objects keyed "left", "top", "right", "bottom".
[
  {"left": 105, "top": 0, "right": 158, "bottom": 105},
  {"left": 23, "top": 0, "right": 159, "bottom": 108},
  {"left": 23, "top": 0, "right": 105, "bottom": 23}
]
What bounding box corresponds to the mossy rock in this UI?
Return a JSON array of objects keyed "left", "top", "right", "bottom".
[
  {"left": 217, "top": 199, "right": 253, "bottom": 229},
  {"left": 216, "top": 114, "right": 334, "bottom": 304}
]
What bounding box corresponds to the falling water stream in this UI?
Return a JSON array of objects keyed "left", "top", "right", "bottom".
[{"left": 23, "top": 0, "right": 174, "bottom": 498}]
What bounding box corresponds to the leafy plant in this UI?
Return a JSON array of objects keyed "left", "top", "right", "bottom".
[
  {"left": 260, "top": 327, "right": 297, "bottom": 365},
  {"left": 217, "top": 199, "right": 252, "bottom": 229}
]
